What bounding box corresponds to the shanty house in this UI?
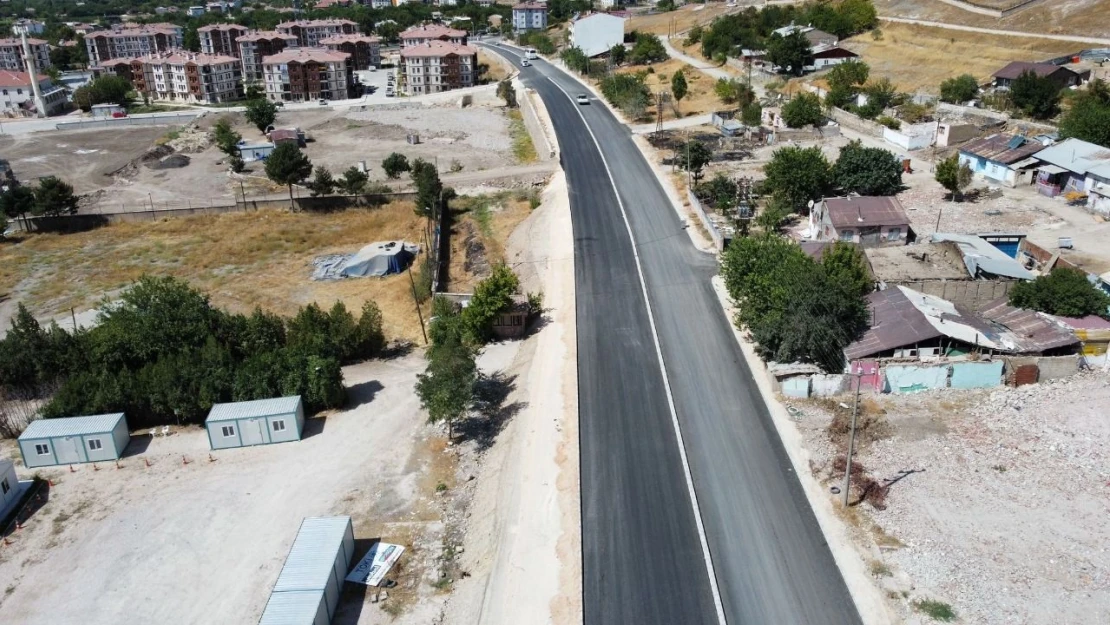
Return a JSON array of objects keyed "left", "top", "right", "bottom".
[
  {"left": 238, "top": 141, "right": 276, "bottom": 162},
  {"left": 18, "top": 413, "right": 130, "bottom": 468},
  {"left": 864, "top": 239, "right": 1019, "bottom": 311},
  {"left": 1049, "top": 314, "right": 1110, "bottom": 367},
  {"left": 991, "top": 61, "right": 1085, "bottom": 90},
  {"left": 812, "top": 196, "right": 911, "bottom": 247},
  {"left": 1031, "top": 138, "right": 1110, "bottom": 209},
  {"left": 958, "top": 133, "right": 1044, "bottom": 187},
  {"left": 260, "top": 516, "right": 355, "bottom": 625},
  {"left": 205, "top": 396, "right": 304, "bottom": 450}
]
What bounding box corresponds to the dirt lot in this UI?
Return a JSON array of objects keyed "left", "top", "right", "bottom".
[
  {"left": 842, "top": 22, "right": 1081, "bottom": 93},
  {"left": 790, "top": 372, "right": 1110, "bottom": 625},
  {"left": 875, "top": 0, "right": 1110, "bottom": 39},
  {"left": 618, "top": 58, "right": 721, "bottom": 122}
]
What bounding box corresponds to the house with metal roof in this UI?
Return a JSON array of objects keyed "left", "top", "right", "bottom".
[
  {"left": 811, "top": 196, "right": 912, "bottom": 248},
  {"left": 1031, "top": 138, "right": 1110, "bottom": 211},
  {"left": 958, "top": 133, "right": 1044, "bottom": 187},
  {"left": 18, "top": 413, "right": 130, "bottom": 468},
  {"left": 205, "top": 396, "right": 304, "bottom": 450},
  {"left": 259, "top": 516, "right": 355, "bottom": 625},
  {"left": 990, "top": 61, "right": 1085, "bottom": 90}
]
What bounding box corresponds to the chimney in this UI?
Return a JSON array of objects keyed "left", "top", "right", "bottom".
[{"left": 20, "top": 32, "right": 46, "bottom": 118}]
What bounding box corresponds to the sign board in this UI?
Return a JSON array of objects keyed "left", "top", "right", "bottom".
[{"left": 346, "top": 541, "right": 405, "bottom": 587}]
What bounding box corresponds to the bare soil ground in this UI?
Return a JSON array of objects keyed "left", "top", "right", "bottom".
[
  {"left": 628, "top": 2, "right": 742, "bottom": 36},
  {"left": 618, "top": 58, "right": 722, "bottom": 122},
  {"left": 875, "top": 0, "right": 1110, "bottom": 39},
  {"left": 790, "top": 372, "right": 1110, "bottom": 625},
  {"left": 843, "top": 22, "right": 1082, "bottom": 93},
  {"left": 446, "top": 190, "right": 537, "bottom": 293}
]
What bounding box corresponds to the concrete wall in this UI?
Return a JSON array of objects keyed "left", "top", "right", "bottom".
[
  {"left": 1003, "top": 355, "right": 1079, "bottom": 382},
  {"left": 884, "top": 364, "right": 950, "bottom": 393},
  {"left": 686, "top": 188, "right": 724, "bottom": 251},
  {"left": 950, "top": 360, "right": 1004, "bottom": 388},
  {"left": 811, "top": 373, "right": 847, "bottom": 396},
  {"left": 891, "top": 280, "right": 1015, "bottom": 312},
  {"left": 937, "top": 102, "right": 1009, "bottom": 122},
  {"left": 781, "top": 376, "right": 810, "bottom": 398},
  {"left": 936, "top": 123, "right": 980, "bottom": 147},
  {"left": 882, "top": 121, "right": 938, "bottom": 151},
  {"left": 519, "top": 83, "right": 554, "bottom": 160},
  {"left": 55, "top": 112, "right": 204, "bottom": 131},
  {"left": 828, "top": 107, "right": 884, "bottom": 138}
]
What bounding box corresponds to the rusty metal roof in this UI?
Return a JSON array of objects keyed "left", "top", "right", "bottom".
[
  {"left": 959, "top": 133, "right": 1044, "bottom": 165},
  {"left": 979, "top": 297, "right": 1078, "bottom": 353},
  {"left": 844, "top": 287, "right": 945, "bottom": 361},
  {"left": 823, "top": 196, "right": 909, "bottom": 229},
  {"left": 991, "top": 61, "right": 1076, "bottom": 80}
]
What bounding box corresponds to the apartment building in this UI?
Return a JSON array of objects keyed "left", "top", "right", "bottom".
[
  {"left": 237, "top": 31, "right": 299, "bottom": 83},
  {"left": 85, "top": 23, "right": 184, "bottom": 66},
  {"left": 198, "top": 23, "right": 249, "bottom": 58},
  {"left": 100, "top": 52, "right": 242, "bottom": 104},
  {"left": 262, "top": 47, "right": 353, "bottom": 103},
  {"left": 0, "top": 70, "right": 67, "bottom": 116},
  {"left": 12, "top": 19, "right": 46, "bottom": 36},
  {"left": 0, "top": 38, "right": 51, "bottom": 71},
  {"left": 399, "top": 24, "right": 468, "bottom": 48},
  {"left": 275, "top": 19, "right": 357, "bottom": 47},
  {"left": 320, "top": 34, "right": 381, "bottom": 70},
  {"left": 400, "top": 41, "right": 477, "bottom": 95},
  {"left": 512, "top": 2, "right": 548, "bottom": 33}
]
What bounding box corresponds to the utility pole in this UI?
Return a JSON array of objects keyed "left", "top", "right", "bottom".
[
  {"left": 407, "top": 265, "right": 428, "bottom": 345},
  {"left": 934, "top": 203, "right": 944, "bottom": 234},
  {"left": 842, "top": 372, "right": 863, "bottom": 506}
]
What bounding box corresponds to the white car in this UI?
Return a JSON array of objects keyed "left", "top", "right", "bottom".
[
  {"left": 521, "top": 59, "right": 531, "bottom": 67},
  {"left": 576, "top": 94, "right": 589, "bottom": 105}
]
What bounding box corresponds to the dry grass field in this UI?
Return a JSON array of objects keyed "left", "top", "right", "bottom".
[
  {"left": 873, "top": 0, "right": 1110, "bottom": 39},
  {"left": 627, "top": 2, "right": 738, "bottom": 36},
  {"left": 843, "top": 22, "right": 1081, "bottom": 93},
  {"left": 618, "top": 58, "right": 722, "bottom": 122}
]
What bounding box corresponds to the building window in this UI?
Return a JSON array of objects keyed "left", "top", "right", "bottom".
[
  {"left": 35, "top": 443, "right": 50, "bottom": 455},
  {"left": 1, "top": 477, "right": 8, "bottom": 494},
  {"left": 886, "top": 227, "right": 902, "bottom": 241},
  {"left": 839, "top": 229, "right": 854, "bottom": 241},
  {"left": 88, "top": 439, "right": 103, "bottom": 451},
  {"left": 272, "top": 419, "right": 286, "bottom": 432},
  {"left": 221, "top": 425, "right": 236, "bottom": 437}
]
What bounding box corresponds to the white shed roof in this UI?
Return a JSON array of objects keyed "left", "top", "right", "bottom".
[
  {"left": 258, "top": 590, "right": 324, "bottom": 625},
  {"left": 273, "top": 517, "right": 352, "bottom": 592},
  {"left": 205, "top": 396, "right": 301, "bottom": 423},
  {"left": 20, "top": 413, "right": 125, "bottom": 440}
]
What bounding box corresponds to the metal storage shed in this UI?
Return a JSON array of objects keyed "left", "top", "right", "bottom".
[
  {"left": 18, "top": 413, "right": 130, "bottom": 468},
  {"left": 260, "top": 516, "right": 355, "bottom": 625},
  {"left": 205, "top": 396, "right": 305, "bottom": 450}
]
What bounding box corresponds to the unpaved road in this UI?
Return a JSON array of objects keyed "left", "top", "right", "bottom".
[{"left": 878, "top": 16, "right": 1110, "bottom": 44}]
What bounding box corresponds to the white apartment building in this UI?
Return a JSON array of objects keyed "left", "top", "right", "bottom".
[
  {"left": 399, "top": 24, "right": 468, "bottom": 48},
  {"left": 262, "top": 47, "right": 353, "bottom": 103},
  {"left": 512, "top": 2, "right": 548, "bottom": 33},
  {"left": 12, "top": 19, "right": 46, "bottom": 36},
  {"left": 400, "top": 41, "right": 477, "bottom": 95},
  {"left": 0, "top": 38, "right": 51, "bottom": 71},
  {"left": 198, "top": 23, "right": 249, "bottom": 58},
  {"left": 0, "top": 70, "right": 67, "bottom": 116},
  {"left": 237, "top": 31, "right": 299, "bottom": 83},
  {"left": 126, "top": 52, "right": 242, "bottom": 104},
  {"left": 85, "top": 23, "right": 184, "bottom": 66},
  {"left": 275, "top": 19, "right": 358, "bottom": 47}
]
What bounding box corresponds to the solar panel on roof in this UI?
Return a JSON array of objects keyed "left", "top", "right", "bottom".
[{"left": 1008, "top": 135, "right": 1026, "bottom": 149}]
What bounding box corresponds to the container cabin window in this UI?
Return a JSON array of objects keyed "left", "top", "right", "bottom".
[
  {"left": 88, "top": 439, "right": 102, "bottom": 451},
  {"left": 272, "top": 420, "right": 286, "bottom": 432},
  {"left": 1, "top": 477, "right": 9, "bottom": 494},
  {"left": 35, "top": 443, "right": 49, "bottom": 455},
  {"left": 221, "top": 425, "right": 236, "bottom": 437}
]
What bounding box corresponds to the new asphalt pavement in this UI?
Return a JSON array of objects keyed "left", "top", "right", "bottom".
[{"left": 484, "top": 43, "right": 864, "bottom": 625}]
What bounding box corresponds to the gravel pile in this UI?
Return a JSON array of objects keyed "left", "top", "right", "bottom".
[{"left": 800, "top": 373, "right": 1110, "bottom": 624}]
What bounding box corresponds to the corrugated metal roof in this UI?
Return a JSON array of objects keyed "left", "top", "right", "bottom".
[
  {"left": 823, "top": 196, "right": 909, "bottom": 229},
  {"left": 273, "top": 517, "right": 352, "bottom": 593},
  {"left": 1051, "top": 314, "right": 1110, "bottom": 330},
  {"left": 992, "top": 61, "right": 1076, "bottom": 80},
  {"left": 206, "top": 396, "right": 301, "bottom": 423},
  {"left": 20, "top": 413, "right": 125, "bottom": 440},
  {"left": 979, "top": 298, "right": 1078, "bottom": 353},
  {"left": 845, "top": 287, "right": 945, "bottom": 360},
  {"left": 258, "top": 590, "right": 324, "bottom": 625},
  {"left": 931, "top": 233, "right": 1034, "bottom": 280},
  {"left": 959, "top": 133, "right": 1043, "bottom": 165},
  {"left": 1034, "top": 138, "right": 1110, "bottom": 176}
]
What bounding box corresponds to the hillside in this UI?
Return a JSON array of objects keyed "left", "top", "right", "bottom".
[{"left": 874, "top": 0, "right": 1110, "bottom": 39}]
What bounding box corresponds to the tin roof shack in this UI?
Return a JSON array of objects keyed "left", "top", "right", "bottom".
[
  {"left": 1050, "top": 314, "right": 1110, "bottom": 366},
  {"left": 18, "top": 413, "right": 130, "bottom": 468},
  {"left": 812, "top": 196, "right": 912, "bottom": 248},
  {"left": 931, "top": 233, "right": 1034, "bottom": 281},
  {"left": 205, "top": 396, "right": 304, "bottom": 450},
  {"left": 270, "top": 127, "right": 305, "bottom": 147},
  {"left": 864, "top": 240, "right": 1019, "bottom": 311},
  {"left": 958, "top": 133, "right": 1044, "bottom": 187},
  {"left": 1031, "top": 137, "right": 1110, "bottom": 206}
]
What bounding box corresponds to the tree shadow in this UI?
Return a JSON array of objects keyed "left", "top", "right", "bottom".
[
  {"left": 456, "top": 372, "right": 524, "bottom": 451},
  {"left": 347, "top": 380, "right": 384, "bottom": 409},
  {"left": 380, "top": 341, "right": 415, "bottom": 360}
]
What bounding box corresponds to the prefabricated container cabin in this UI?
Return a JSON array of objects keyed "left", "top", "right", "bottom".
[
  {"left": 0, "top": 458, "right": 20, "bottom": 512},
  {"left": 18, "top": 413, "right": 130, "bottom": 468},
  {"left": 259, "top": 516, "right": 355, "bottom": 625},
  {"left": 205, "top": 396, "right": 304, "bottom": 450}
]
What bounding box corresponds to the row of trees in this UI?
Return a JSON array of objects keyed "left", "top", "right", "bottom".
[
  {"left": 72, "top": 75, "right": 131, "bottom": 112},
  {"left": 1, "top": 276, "right": 387, "bottom": 430},
  {"left": 0, "top": 176, "right": 80, "bottom": 229},
  {"left": 760, "top": 141, "right": 903, "bottom": 215}
]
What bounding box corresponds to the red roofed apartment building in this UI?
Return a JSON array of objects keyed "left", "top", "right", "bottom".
[
  {"left": 198, "top": 23, "right": 249, "bottom": 58},
  {"left": 85, "top": 23, "right": 184, "bottom": 66},
  {"left": 96, "top": 52, "right": 242, "bottom": 104},
  {"left": 0, "top": 37, "right": 51, "bottom": 71},
  {"left": 237, "top": 31, "right": 299, "bottom": 83},
  {"left": 320, "top": 34, "right": 381, "bottom": 70},
  {"left": 400, "top": 40, "right": 477, "bottom": 95},
  {"left": 0, "top": 70, "right": 67, "bottom": 116},
  {"left": 275, "top": 19, "right": 357, "bottom": 47},
  {"left": 399, "top": 24, "right": 468, "bottom": 48},
  {"left": 263, "top": 47, "right": 354, "bottom": 103}
]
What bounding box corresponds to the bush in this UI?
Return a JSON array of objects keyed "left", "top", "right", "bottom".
[
  {"left": 741, "top": 101, "right": 762, "bottom": 126},
  {"left": 630, "top": 32, "right": 667, "bottom": 65},
  {"left": 781, "top": 93, "right": 823, "bottom": 128},
  {"left": 1009, "top": 268, "right": 1110, "bottom": 318},
  {"left": 876, "top": 115, "right": 900, "bottom": 130},
  {"left": 939, "top": 73, "right": 979, "bottom": 104},
  {"left": 382, "top": 152, "right": 410, "bottom": 179},
  {"left": 599, "top": 73, "right": 651, "bottom": 119},
  {"left": 1010, "top": 69, "right": 1061, "bottom": 119}
]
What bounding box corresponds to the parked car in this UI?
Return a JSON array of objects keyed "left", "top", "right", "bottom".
[
  {"left": 576, "top": 94, "right": 589, "bottom": 105},
  {"left": 318, "top": 98, "right": 327, "bottom": 105}
]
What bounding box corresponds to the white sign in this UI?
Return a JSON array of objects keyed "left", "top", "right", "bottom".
[{"left": 346, "top": 541, "right": 405, "bottom": 586}]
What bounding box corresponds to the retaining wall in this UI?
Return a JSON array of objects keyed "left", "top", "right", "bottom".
[
  {"left": 56, "top": 112, "right": 204, "bottom": 131},
  {"left": 686, "top": 189, "right": 724, "bottom": 251},
  {"left": 827, "top": 107, "right": 884, "bottom": 138}
]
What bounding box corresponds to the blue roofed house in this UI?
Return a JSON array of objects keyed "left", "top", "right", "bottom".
[
  {"left": 958, "top": 133, "right": 1044, "bottom": 187},
  {"left": 1031, "top": 138, "right": 1110, "bottom": 215}
]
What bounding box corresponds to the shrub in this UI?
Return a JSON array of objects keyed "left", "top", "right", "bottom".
[
  {"left": 781, "top": 93, "right": 823, "bottom": 128},
  {"left": 876, "top": 115, "right": 900, "bottom": 130},
  {"left": 939, "top": 73, "right": 979, "bottom": 104},
  {"left": 1009, "top": 268, "right": 1110, "bottom": 318},
  {"left": 599, "top": 73, "right": 651, "bottom": 119}
]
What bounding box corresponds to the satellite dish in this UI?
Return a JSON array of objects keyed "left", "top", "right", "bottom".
[{"left": 807, "top": 199, "right": 815, "bottom": 208}]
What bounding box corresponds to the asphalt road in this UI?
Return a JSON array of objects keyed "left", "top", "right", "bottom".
[{"left": 484, "top": 44, "right": 864, "bottom": 625}]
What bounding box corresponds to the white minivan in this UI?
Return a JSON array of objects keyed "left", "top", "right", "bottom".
[{"left": 525, "top": 48, "right": 538, "bottom": 60}]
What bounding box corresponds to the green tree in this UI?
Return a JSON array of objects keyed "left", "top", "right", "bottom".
[
  {"left": 0, "top": 184, "right": 36, "bottom": 224},
  {"left": 671, "top": 69, "right": 688, "bottom": 111},
  {"left": 680, "top": 140, "right": 713, "bottom": 182},
  {"left": 1058, "top": 79, "right": 1110, "bottom": 148},
  {"left": 839, "top": 0, "right": 879, "bottom": 33},
  {"left": 827, "top": 60, "right": 869, "bottom": 92},
  {"left": 741, "top": 101, "right": 762, "bottom": 126},
  {"left": 308, "top": 166, "right": 335, "bottom": 197},
  {"left": 821, "top": 242, "right": 872, "bottom": 299},
  {"left": 1010, "top": 69, "right": 1061, "bottom": 119},
  {"left": 599, "top": 73, "right": 651, "bottom": 119},
  {"left": 212, "top": 118, "right": 242, "bottom": 156},
  {"left": 382, "top": 152, "right": 410, "bottom": 179},
  {"left": 862, "top": 77, "right": 897, "bottom": 109},
  {"left": 939, "top": 73, "right": 980, "bottom": 104},
  {"left": 461, "top": 263, "right": 520, "bottom": 344},
  {"left": 763, "top": 145, "right": 832, "bottom": 212},
  {"left": 714, "top": 78, "right": 754, "bottom": 106},
  {"left": 73, "top": 75, "right": 132, "bottom": 111},
  {"left": 934, "top": 154, "right": 973, "bottom": 201},
  {"left": 1009, "top": 268, "right": 1110, "bottom": 318},
  {"left": 832, "top": 141, "right": 903, "bottom": 196},
  {"left": 183, "top": 25, "right": 201, "bottom": 52},
  {"left": 630, "top": 33, "right": 667, "bottom": 65},
  {"left": 496, "top": 78, "right": 517, "bottom": 107},
  {"left": 264, "top": 143, "right": 313, "bottom": 207},
  {"left": 33, "top": 176, "right": 79, "bottom": 216},
  {"left": 244, "top": 97, "right": 278, "bottom": 133},
  {"left": 339, "top": 166, "right": 369, "bottom": 196},
  {"left": 609, "top": 43, "right": 626, "bottom": 66},
  {"left": 781, "top": 92, "right": 824, "bottom": 127},
  {"left": 355, "top": 301, "right": 386, "bottom": 358},
  {"left": 416, "top": 334, "right": 477, "bottom": 439},
  {"left": 561, "top": 46, "right": 589, "bottom": 73},
  {"left": 411, "top": 158, "right": 442, "bottom": 216},
  {"left": 766, "top": 30, "right": 812, "bottom": 77}
]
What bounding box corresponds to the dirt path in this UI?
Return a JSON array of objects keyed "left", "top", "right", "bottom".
[{"left": 878, "top": 15, "right": 1110, "bottom": 44}]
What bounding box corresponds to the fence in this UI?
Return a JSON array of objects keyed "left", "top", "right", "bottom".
[
  {"left": 827, "top": 107, "right": 885, "bottom": 138},
  {"left": 685, "top": 188, "right": 724, "bottom": 251},
  {"left": 55, "top": 112, "right": 204, "bottom": 131}
]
